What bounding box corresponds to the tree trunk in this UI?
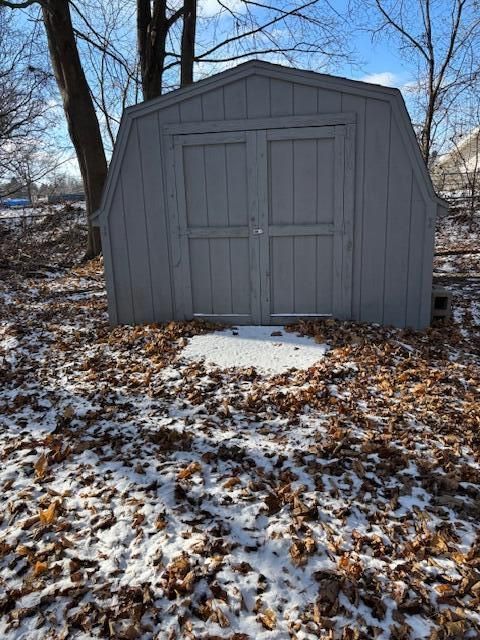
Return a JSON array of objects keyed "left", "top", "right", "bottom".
[
  {"left": 181, "top": 0, "right": 196, "bottom": 87},
  {"left": 137, "top": 0, "right": 169, "bottom": 100},
  {"left": 41, "top": 0, "right": 107, "bottom": 259}
]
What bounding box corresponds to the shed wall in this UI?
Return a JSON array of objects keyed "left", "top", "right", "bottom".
[{"left": 102, "top": 70, "right": 434, "bottom": 329}]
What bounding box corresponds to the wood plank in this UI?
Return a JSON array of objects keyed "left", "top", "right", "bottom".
[
  {"left": 405, "top": 175, "right": 426, "bottom": 328},
  {"left": 293, "top": 139, "right": 317, "bottom": 224},
  {"left": 138, "top": 113, "right": 173, "bottom": 321},
  {"left": 383, "top": 119, "right": 412, "bottom": 326},
  {"left": 341, "top": 123, "right": 355, "bottom": 320},
  {"left": 316, "top": 235, "right": 333, "bottom": 312},
  {"left": 189, "top": 239, "right": 212, "bottom": 315},
  {"left": 268, "top": 223, "right": 334, "bottom": 236},
  {"left": 268, "top": 139, "right": 294, "bottom": 225},
  {"left": 109, "top": 184, "right": 134, "bottom": 323},
  {"left": 183, "top": 145, "right": 208, "bottom": 227},
  {"left": 209, "top": 238, "right": 232, "bottom": 313},
  {"left": 293, "top": 83, "right": 318, "bottom": 115},
  {"left": 223, "top": 79, "right": 247, "bottom": 119},
  {"left": 180, "top": 95, "right": 203, "bottom": 122},
  {"left": 163, "top": 112, "right": 356, "bottom": 135},
  {"left": 256, "top": 130, "right": 270, "bottom": 323},
  {"left": 186, "top": 226, "right": 249, "bottom": 238},
  {"left": 192, "top": 313, "right": 250, "bottom": 321},
  {"left": 246, "top": 130, "right": 261, "bottom": 323},
  {"left": 270, "top": 79, "right": 293, "bottom": 116},
  {"left": 174, "top": 142, "right": 195, "bottom": 318},
  {"left": 178, "top": 131, "right": 246, "bottom": 146},
  {"left": 120, "top": 122, "right": 154, "bottom": 323},
  {"left": 229, "top": 238, "right": 251, "bottom": 315},
  {"left": 246, "top": 75, "right": 270, "bottom": 118},
  {"left": 157, "top": 104, "right": 180, "bottom": 125},
  {"left": 317, "top": 87, "right": 342, "bottom": 113},
  {"left": 100, "top": 223, "right": 118, "bottom": 325},
  {"left": 226, "top": 142, "right": 248, "bottom": 226},
  {"left": 316, "top": 138, "right": 335, "bottom": 223},
  {"left": 294, "top": 236, "right": 316, "bottom": 313},
  {"left": 332, "top": 132, "right": 345, "bottom": 318},
  {"left": 360, "top": 99, "right": 391, "bottom": 323},
  {"left": 204, "top": 143, "right": 229, "bottom": 226},
  {"left": 266, "top": 126, "right": 335, "bottom": 141},
  {"left": 164, "top": 135, "right": 183, "bottom": 318},
  {"left": 270, "top": 237, "right": 294, "bottom": 314},
  {"left": 201, "top": 87, "right": 225, "bottom": 121},
  {"left": 341, "top": 93, "right": 366, "bottom": 321},
  {"left": 419, "top": 201, "right": 436, "bottom": 328}
]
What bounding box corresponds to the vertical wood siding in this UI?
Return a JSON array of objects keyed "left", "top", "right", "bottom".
[
  {"left": 119, "top": 123, "right": 154, "bottom": 324},
  {"left": 137, "top": 113, "right": 174, "bottom": 321},
  {"left": 360, "top": 98, "right": 391, "bottom": 323},
  {"left": 341, "top": 93, "right": 366, "bottom": 321},
  {"left": 383, "top": 120, "right": 413, "bottom": 326},
  {"left": 108, "top": 183, "right": 133, "bottom": 323},
  {"left": 104, "top": 69, "right": 434, "bottom": 329}
]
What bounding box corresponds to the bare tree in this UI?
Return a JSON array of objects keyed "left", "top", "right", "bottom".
[
  {"left": 361, "top": 0, "right": 480, "bottom": 166},
  {"left": 137, "top": 0, "right": 352, "bottom": 99},
  {"left": 180, "top": 0, "right": 196, "bottom": 86},
  {"left": 71, "top": 0, "right": 139, "bottom": 151},
  {"left": 0, "top": 0, "right": 107, "bottom": 259},
  {"left": 0, "top": 8, "right": 49, "bottom": 187},
  {"left": 137, "top": 1, "right": 184, "bottom": 100},
  {"left": 1, "top": 142, "right": 71, "bottom": 199}
]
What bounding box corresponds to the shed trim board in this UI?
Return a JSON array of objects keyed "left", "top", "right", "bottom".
[
  {"left": 161, "top": 112, "right": 356, "bottom": 135},
  {"left": 93, "top": 60, "right": 443, "bottom": 330}
]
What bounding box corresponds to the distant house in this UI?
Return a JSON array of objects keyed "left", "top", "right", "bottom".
[{"left": 433, "top": 128, "right": 480, "bottom": 192}]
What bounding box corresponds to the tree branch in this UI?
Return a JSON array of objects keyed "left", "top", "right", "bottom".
[
  {"left": 0, "top": 0, "right": 39, "bottom": 8},
  {"left": 195, "top": 0, "right": 319, "bottom": 61}
]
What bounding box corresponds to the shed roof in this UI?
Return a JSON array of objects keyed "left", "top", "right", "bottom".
[{"left": 93, "top": 60, "right": 444, "bottom": 223}]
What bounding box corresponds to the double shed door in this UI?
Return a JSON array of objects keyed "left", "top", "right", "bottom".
[{"left": 169, "top": 121, "right": 354, "bottom": 324}]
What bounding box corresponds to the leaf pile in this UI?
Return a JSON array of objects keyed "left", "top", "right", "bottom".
[{"left": 0, "top": 211, "right": 479, "bottom": 639}]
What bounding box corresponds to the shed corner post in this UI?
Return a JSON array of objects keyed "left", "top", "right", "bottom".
[
  {"left": 419, "top": 199, "right": 437, "bottom": 329},
  {"left": 99, "top": 218, "right": 119, "bottom": 326}
]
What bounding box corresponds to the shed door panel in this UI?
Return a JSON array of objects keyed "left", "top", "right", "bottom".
[
  {"left": 171, "top": 124, "right": 354, "bottom": 324},
  {"left": 259, "top": 126, "right": 351, "bottom": 323},
  {"left": 173, "top": 132, "right": 260, "bottom": 322}
]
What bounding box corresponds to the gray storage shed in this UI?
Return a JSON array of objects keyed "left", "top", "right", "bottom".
[{"left": 93, "top": 60, "right": 446, "bottom": 329}]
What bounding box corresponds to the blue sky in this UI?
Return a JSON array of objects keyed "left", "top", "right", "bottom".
[
  {"left": 348, "top": 33, "right": 410, "bottom": 88},
  {"left": 14, "top": 0, "right": 420, "bottom": 177}
]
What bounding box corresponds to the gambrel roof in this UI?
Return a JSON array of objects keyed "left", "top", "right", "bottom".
[{"left": 93, "top": 59, "right": 444, "bottom": 224}]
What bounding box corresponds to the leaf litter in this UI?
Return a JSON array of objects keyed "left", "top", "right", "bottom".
[{"left": 0, "top": 210, "right": 479, "bottom": 639}]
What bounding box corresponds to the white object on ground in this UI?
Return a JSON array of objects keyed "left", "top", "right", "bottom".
[{"left": 180, "top": 325, "right": 328, "bottom": 374}]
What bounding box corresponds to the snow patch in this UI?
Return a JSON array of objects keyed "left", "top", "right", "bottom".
[{"left": 180, "top": 325, "right": 329, "bottom": 373}]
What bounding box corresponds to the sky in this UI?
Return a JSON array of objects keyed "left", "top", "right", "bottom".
[{"left": 10, "top": 0, "right": 423, "bottom": 180}]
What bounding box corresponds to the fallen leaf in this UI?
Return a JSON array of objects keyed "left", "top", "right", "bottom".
[
  {"left": 223, "top": 477, "right": 241, "bottom": 489},
  {"left": 258, "top": 608, "right": 277, "bottom": 630},
  {"left": 34, "top": 454, "right": 48, "bottom": 479},
  {"left": 177, "top": 461, "right": 201, "bottom": 480},
  {"left": 63, "top": 405, "right": 75, "bottom": 419},
  {"left": 33, "top": 560, "right": 48, "bottom": 576},
  {"left": 39, "top": 502, "right": 57, "bottom": 525}
]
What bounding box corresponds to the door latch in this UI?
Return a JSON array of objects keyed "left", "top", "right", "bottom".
[{"left": 252, "top": 227, "right": 264, "bottom": 235}]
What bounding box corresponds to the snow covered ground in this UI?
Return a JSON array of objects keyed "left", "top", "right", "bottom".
[
  {"left": 181, "top": 325, "right": 329, "bottom": 374},
  {"left": 0, "top": 209, "right": 479, "bottom": 639}
]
